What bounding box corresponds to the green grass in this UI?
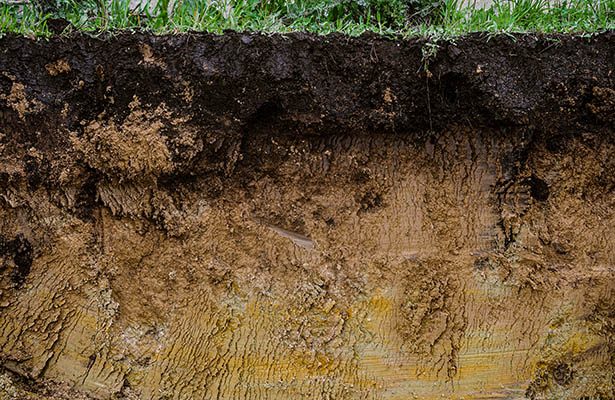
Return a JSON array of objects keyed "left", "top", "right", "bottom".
[{"left": 0, "top": 0, "right": 614, "bottom": 38}]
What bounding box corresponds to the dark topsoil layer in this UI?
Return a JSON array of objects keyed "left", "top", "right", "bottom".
[
  {"left": 0, "top": 31, "right": 613, "bottom": 214},
  {"left": 1, "top": 31, "right": 614, "bottom": 194},
  {"left": 2, "top": 32, "right": 614, "bottom": 136}
]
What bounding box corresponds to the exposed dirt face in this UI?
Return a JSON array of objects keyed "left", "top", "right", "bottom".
[{"left": 0, "top": 32, "right": 614, "bottom": 399}]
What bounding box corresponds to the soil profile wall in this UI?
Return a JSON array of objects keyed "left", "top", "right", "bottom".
[{"left": 0, "top": 32, "right": 615, "bottom": 399}]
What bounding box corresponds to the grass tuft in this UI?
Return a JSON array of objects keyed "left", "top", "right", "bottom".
[{"left": 0, "top": 0, "right": 613, "bottom": 38}]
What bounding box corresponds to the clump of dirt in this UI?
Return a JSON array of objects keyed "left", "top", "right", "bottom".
[
  {"left": 45, "top": 59, "right": 71, "bottom": 76},
  {"left": 71, "top": 96, "right": 189, "bottom": 180},
  {"left": 0, "top": 73, "right": 41, "bottom": 119}
]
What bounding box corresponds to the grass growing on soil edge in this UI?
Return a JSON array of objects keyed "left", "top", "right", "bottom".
[{"left": 0, "top": 0, "right": 614, "bottom": 39}]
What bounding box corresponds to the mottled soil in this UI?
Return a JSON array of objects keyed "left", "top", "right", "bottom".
[{"left": 0, "top": 32, "right": 615, "bottom": 399}]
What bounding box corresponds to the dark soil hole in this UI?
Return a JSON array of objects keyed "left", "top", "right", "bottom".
[
  {"left": 248, "top": 100, "right": 283, "bottom": 126},
  {"left": 529, "top": 175, "right": 550, "bottom": 202},
  {"left": 0, "top": 234, "right": 34, "bottom": 286},
  {"left": 73, "top": 175, "right": 99, "bottom": 221}
]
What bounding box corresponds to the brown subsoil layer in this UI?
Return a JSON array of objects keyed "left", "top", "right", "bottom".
[{"left": 1, "top": 32, "right": 615, "bottom": 399}]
